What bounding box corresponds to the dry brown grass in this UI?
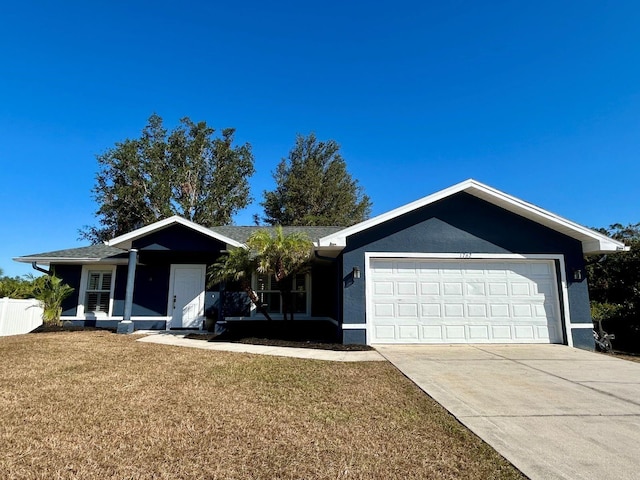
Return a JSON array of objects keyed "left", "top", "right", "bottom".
[
  {"left": 0, "top": 332, "right": 524, "bottom": 479},
  {"left": 610, "top": 352, "right": 640, "bottom": 363}
]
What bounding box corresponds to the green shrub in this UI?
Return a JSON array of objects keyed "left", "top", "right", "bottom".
[
  {"left": 591, "top": 302, "right": 625, "bottom": 323},
  {"left": 32, "top": 276, "right": 74, "bottom": 326}
]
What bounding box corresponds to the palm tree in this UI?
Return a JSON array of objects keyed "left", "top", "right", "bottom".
[
  {"left": 246, "top": 227, "right": 313, "bottom": 321},
  {"left": 32, "top": 275, "right": 75, "bottom": 326},
  {"left": 208, "top": 246, "right": 274, "bottom": 321},
  {"left": 209, "top": 227, "right": 314, "bottom": 322}
]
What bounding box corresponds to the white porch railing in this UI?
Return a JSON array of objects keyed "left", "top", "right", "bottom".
[{"left": 0, "top": 298, "right": 43, "bottom": 336}]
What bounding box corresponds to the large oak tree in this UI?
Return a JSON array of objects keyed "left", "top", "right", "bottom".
[{"left": 81, "top": 114, "right": 255, "bottom": 243}]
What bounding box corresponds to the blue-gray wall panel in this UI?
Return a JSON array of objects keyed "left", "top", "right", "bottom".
[
  {"left": 343, "top": 329, "right": 366, "bottom": 345},
  {"left": 341, "top": 193, "right": 590, "bottom": 345},
  {"left": 63, "top": 319, "right": 166, "bottom": 330},
  {"left": 572, "top": 328, "right": 595, "bottom": 350}
]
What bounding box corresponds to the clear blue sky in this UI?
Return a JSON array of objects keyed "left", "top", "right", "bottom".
[{"left": 1, "top": 1, "right": 638, "bottom": 277}]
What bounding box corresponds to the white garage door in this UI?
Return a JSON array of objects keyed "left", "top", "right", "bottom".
[{"left": 368, "top": 258, "right": 563, "bottom": 344}]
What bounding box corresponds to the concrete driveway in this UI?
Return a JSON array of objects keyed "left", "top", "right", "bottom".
[{"left": 376, "top": 344, "right": 640, "bottom": 480}]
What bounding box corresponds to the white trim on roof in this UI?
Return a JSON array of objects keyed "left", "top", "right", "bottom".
[
  {"left": 13, "top": 256, "right": 128, "bottom": 265},
  {"left": 318, "top": 179, "right": 628, "bottom": 255},
  {"left": 106, "top": 215, "right": 244, "bottom": 249}
]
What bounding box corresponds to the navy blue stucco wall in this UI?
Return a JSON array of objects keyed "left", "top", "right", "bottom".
[
  {"left": 55, "top": 264, "right": 82, "bottom": 316},
  {"left": 341, "top": 192, "right": 591, "bottom": 346},
  {"left": 132, "top": 224, "right": 226, "bottom": 253},
  {"left": 56, "top": 225, "right": 226, "bottom": 324},
  {"left": 112, "top": 264, "right": 171, "bottom": 316},
  {"left": 310, "top": 261, "right": 339, "bottom": 318}
]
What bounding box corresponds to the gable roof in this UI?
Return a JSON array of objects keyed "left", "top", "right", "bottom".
[
  {"left": 14, "top": 244, "right": 128, "bottom": 265},
  {"left": 211, "top": 226, "right": 343, "bottom": 244},
  {"left": 13, "top": 223, "right": 343, "bottom": 265},
  {"left": 106, "top": 215, "right": 245, "bottom": 249},
  {"left": 318, "top": 179, "right": 628, "bottom": 255}
]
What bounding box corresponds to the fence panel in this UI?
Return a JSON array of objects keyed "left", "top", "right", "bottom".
[{"left": 0, "top": 298, "right": 43, "bottom": 336}]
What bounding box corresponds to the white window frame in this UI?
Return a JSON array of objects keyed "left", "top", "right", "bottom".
[
  {"left": 77, "top": 265, "right": 117, "bottom": 318},
  {"left": 251, "top": 272, "right": 311, "bottom": 318}
]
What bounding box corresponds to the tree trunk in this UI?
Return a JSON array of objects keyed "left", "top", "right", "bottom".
[{"left": 241, "top": 281, "right": 273, "bottom": 321}]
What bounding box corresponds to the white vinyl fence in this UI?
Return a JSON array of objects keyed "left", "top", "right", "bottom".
[{"left": 0, "top": 298, "right": 43, "bottom": 336}]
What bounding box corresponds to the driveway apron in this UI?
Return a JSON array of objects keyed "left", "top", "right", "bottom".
[{"left": 376, "top": 344, "right": 640, "bottom": 480}]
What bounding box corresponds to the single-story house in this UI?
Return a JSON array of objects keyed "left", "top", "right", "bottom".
[{"left": 15, "top": 179, "right": 627, "bottom": 350}]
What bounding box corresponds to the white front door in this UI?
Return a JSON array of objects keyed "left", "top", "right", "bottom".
[{"left": 168, "top": 264, "right": 206, "bottom": 329}]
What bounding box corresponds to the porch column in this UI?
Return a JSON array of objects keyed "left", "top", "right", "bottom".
[{"left": 118, "top": 249, "right": 138, "bottom": 334}]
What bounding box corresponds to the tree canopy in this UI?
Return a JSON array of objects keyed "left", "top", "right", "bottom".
[
  {"left": 587, "top": 222, "right": 640, "bottom": 323},
  {"left": 81, "top": 114, "right": 255, "bottom": 243},
  {"left": 259, "top": 133, "right": 372, "bottom": 226}
]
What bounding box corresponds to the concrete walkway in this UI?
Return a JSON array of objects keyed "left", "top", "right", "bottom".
[
  {"left": 376, "top": 344, "right": 640, "bottom": 480},
  {"left": 136, "top": 332, "right": 385, "bottom": 362}
]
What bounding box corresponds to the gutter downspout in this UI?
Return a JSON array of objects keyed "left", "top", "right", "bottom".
[{"left": 31, "top": 262, "right": 51, "bottom": 276}]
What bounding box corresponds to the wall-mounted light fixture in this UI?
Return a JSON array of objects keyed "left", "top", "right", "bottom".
[
  {"left": 352, "top": 266, "right": 361, "bottom": 279},
  {"left": 572, "top": 268, "right": 583, "bottom": 281}
]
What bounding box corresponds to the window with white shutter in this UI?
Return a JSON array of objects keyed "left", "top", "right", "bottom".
[{"left": 85, "top": 271, "right": 113, "bottom": 314}]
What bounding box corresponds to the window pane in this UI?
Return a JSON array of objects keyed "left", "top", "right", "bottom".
[
  {"left": 100, "top": 273, "right": 112, "bottom": 290},
  {"left": 266, "top": 292, "right": 280, "bottom": 313},
  {"left": 294, "top": 292, "right": 306, "bottom": 313},
  {"left": 295, "top": 274, "right": 305, "bottom": 291},
  {"left": 257, "top": 274, "right": 268, "bottom": 291},
  {"left": 86, "top": 292, "right": 98, "bottom": 311},
  {"left": 88, "top": 273, "right": 100, "bottom": 290},
  {"left": 96, "top": 293, "right": 109, "bottom": 312}
]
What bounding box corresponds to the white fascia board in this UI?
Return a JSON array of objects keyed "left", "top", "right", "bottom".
[
  {"left": 318, "top": 178, "right": 627, "bottom": 254},
  {"left": 13, "top": 257, "right": 128, "bottom": 265},
  {"left": 106, "top": 215, "right": 244, "bottom": 249},
  {"left": 466, "top": 182, "right": 627, "bottom": 254},
  {"left": 582, "top": 240, "right": 630, "bottom": 255}
]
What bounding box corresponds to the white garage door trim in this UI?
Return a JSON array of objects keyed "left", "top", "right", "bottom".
[{"left": 363, "top": 252, "right": 573, "bottom": 346}]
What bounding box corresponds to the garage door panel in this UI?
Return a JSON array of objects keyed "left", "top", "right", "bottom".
[
  {"left": 421, "top": 303, "right": 441, "bottom": 316},
  {"left": 374, "top": 303, "right": 394, "bottom": 317},
  {"left": 514, "top": 325, "right": 535, "bottom": 340},
  {"left": 468, "top": 325, "right": 490, "bottom": 340},
  {"left": 488, "top": 282, "right": 508, "bottom": 296},
  {"left": 398, "top": 325, "right": 419, "bottom": 340},
  {"left": 466, "top": 282, "right": 486, "bottom": 295},
  {"left": 511, "top": 282, "right": 531, "bottom": 296},
  {"left": 373, "top": 281, "right": 394, "bottom": 295},
  {"left": 422, "top": 325, "right": 444, "bottom": 340},
  {"left": 420, "top": 282, "right": 440, "bottom": 295},
  {"left": 369, "top": 258, "right": 563, "bottom": 344},
  {"left": 444, "top": 325, "right": 466, "bottom": 340},
  {"left": 467, "top": 303, "right": 488, "bottom": 317},
  {"left": 443, "top": 282, "right": 463, "bottom": 295},
  {"left": 490, "top": 304, "right": 510, "bottom": 317},
  {"left": 512, "top": 304, "right": 533, "bottom": 318},
  {"left": 444, "top": 303, "right": 464, "bottom": 317},
  {"left": 397, "top": 303, "right": 418, "bottom": 317},
  {"left": 491, "top": 325, "right": 512, "bottom": 339},
  {"left": 397, "top": 282, "right": 417, "bottom": 295},
  {"left": 373, "top": 325, "right": 396, "bottom": 340},
  {"left": 372, "top": 261, "right": 393, "bottom": 273},
  {"left": 440, "top": 267, "right": 462, "bottom": 278}
]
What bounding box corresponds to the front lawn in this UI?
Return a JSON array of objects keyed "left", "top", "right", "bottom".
[{"left": 0, "top": 332, "right": 524, "bottom": 479}]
